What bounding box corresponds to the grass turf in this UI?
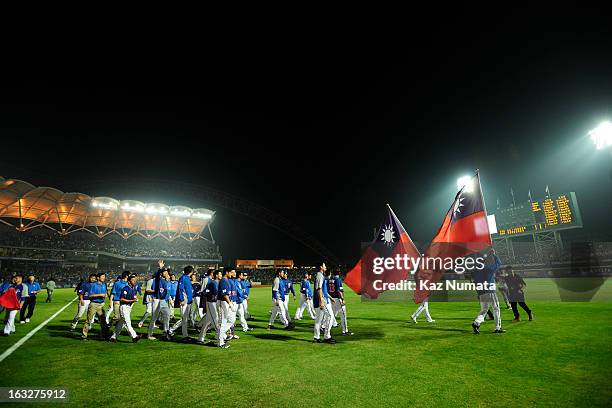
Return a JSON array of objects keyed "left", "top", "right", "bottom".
[{"left": 1, "top": 279, "right": 611, "bottom": 407}]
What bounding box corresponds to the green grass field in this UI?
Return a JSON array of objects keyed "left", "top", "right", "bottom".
[{"left": 1, "top": 279, "right": 611, "bottom": 407}]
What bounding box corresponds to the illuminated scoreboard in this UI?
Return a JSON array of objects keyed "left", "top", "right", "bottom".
[{"left": 493, "top": 192, "right": 582, "bottom": 237}]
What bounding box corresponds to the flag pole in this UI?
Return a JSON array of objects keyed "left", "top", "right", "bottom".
[{"left": 475, "top": 169, "right": 493, "bottom": 240}]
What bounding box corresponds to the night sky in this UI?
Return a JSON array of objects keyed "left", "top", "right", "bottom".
[{"left": 1, "top": 28, "right": 611, "bottom": 264}]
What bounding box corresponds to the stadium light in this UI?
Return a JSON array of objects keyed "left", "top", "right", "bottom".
[
  {"left": 192, "top": 212, "right": 213, "bottom": 219},
  {"left": 588, "top": 121, "right": 612, "bottom": 150},
  {"left": 456, "top": 175, "right": 474, "bottom": 193},
  {"left": 171, "top": 209, "right": 192, "bottom": 217},
  {"left": 91, "top": 200, "right": 118, "bottom": 210}
]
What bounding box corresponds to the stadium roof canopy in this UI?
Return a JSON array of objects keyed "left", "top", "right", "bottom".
[{"left": 0, "top": 177, "right": 215, "bottom": 241}]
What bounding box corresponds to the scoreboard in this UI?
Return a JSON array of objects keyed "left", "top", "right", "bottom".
[{"left": 493, "top": 192, "right": 583, "bottom": 237}]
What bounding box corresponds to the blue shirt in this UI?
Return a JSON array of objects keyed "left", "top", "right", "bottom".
[
  {"left": 168, "top": 280, "right": 178, "bottom": 297},
  {"left": 26, "top": 282, "right": 41, "bottom": 297},
  {"left": 120, "top": 284, "right": 138, "bottom": 305},
  {"left": 88, "top": 282, "right": 108, "bottom": 303},
  {"left": 229, "top": 278, "right": 238, "bottom": 302},
  {"left": 300, "top": 279, "right": 312, "bottom": 298},
  {"left": 235, "top": 281, "right": 245, "bottom": 304},
  {"left": 286, "top": 279, "right": 295, "bottom": 296},
  {"left": 152, "top": 269, "right": 164, "bottom": 299},
  {"left": 177, "top": 274, "right": 194, "bottom": 304},
  {"left": 312, "top": 272, "right": 329, "bottom": 308},
  {"left": 13, "top": 283, "right": 26, "bottom": 301},
  {"left": 272, "top": 277, "right": 285, "bottom": 301},
  {"left": 111, "top": 280, "right": 128, "bottom": 302},
  {"left": 204, "top": 280, "right": 218, "bottom": 303},
  {"left": 473, "top": 254, "right": 500, "bottom": 295},
  {"left": 78, "top": 282, "right": 92, "bottom": 300},
  {"left": 218, "top": 278, "right": 232, "bottom": 302},
  {"left": 157, "top": 279, "right": 171, "bottom": 301},
  {"left": 328, "top": 276, "right": 344, "bottom": 298},
  {"left": 240, "top": 280, "right": 251, "bottom": 296}
]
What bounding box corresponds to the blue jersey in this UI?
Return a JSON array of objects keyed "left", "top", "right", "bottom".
[
  {"left": 26, "top": 282, "right": 41, "bottom": 297},
  {"left": 204, "top": 280, "right": 218, "bottom": 303},
  {"left": 120, "top": 284, "right": 138, "bottom": 305},
  {"left": 192, "top": 282, "right": 202, "bottom": 295},
  {"left": 88, "top": 282, "right": 108, "bottom": 303},
  {"left": 110, "top": 280, "right": 127, "bottom": 302},
  {"left": 168, "top": 280, "right": 178, "bottom": 297},
  {"left": 229, "top": 278, "right": 238, "bottom": 302},
  {"left": 300, "top": 279, "right": 312, "bottom": 298},
  {"left": 79, "top": 282, "right": 92, "bottom": 300},
  {"left": 177, "top": 274, "right": 194, "bottom": 304},
  {"left": 473, "top": 254, "right": 500, "bottom": 295},
  {"left": 235, "top": 281, "right": 245, "bottom": 304},
  {"left": 13, "top": 283, "right": 27, "bottom": 301},
  {"left": 312, "top": 272, "right": 329, "bottom": 308},
  {"left": 286, "top": 279, "right": 295, "bottom": 296},
  {"left": 272, "top": 277, "right": 285, "bottom": 301},
  {"left": 152, "top": 269, "right": 164, "bottom": 299},
  {"left": 328, "top": 276, "right": 344, "bottom": 298},
  {"left": 157, "top": 279, "right": 171, "bottom": 301},
  {"left": 218, "top": 278, "right": 232, "bottom": 302},
  {"left": 238, "top": 280, "right": 250, "bottom": 298}
]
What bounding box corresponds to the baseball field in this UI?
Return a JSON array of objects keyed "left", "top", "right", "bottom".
[{"left": 1, "top": 279, "right": 611, "bottom": 407}]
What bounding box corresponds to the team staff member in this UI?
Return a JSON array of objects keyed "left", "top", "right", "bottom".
[
  {"left": 197, "top": 270, "right": 221, "bottom": 344},
  {"left": 295, "top": 272, "right": 315, "bottom": 320},
  {"left": 169, "top": 266, "right": 195, "bottom": 341},
  {"left": 109, "top": 274, "right": 142, "bottom": 343},
  {"left": 3, "top": 275, "right": 27, "bottom": 336},
  {"left": 45, "top": 278, "right": 56, "bottom": 302},
  {"left": 313, "top": 263, "right": 335, "bottom": 344},
  {"left": 506, "top": 266, "right": 533, "bottom": 322},
  {"left": 71, "top": 274, "right": 96, "bottom": 330},
  {"left": 106, "top": 272, "right": 129, "bottom": 325},
  {"left": 20, "top": 275, "right": 40, "bottom": 323},
  {"left": 329, "top": 269, "right": 353, "bottom": 336},
  {"left": 82, "top": 273, "right": 110, "bottom": 340}
]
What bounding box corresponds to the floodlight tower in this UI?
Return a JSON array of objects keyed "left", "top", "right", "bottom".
[{"left": 588, "top": 120, "right": 612, "bottom": 159}]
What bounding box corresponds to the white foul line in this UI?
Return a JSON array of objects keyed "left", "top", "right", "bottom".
[{"left": 0, "top": 297, "right": 78, "bottom": 363}]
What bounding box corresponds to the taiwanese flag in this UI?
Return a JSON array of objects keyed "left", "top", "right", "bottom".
[
  {"left": 414, "top": 170, "right": 492, "bottom": 303},
  {"left": 344, "top": 204, "right": 420, "bottom": 299},
  {"left": 0, "top": 287, "right": 21, "bottom": 310}
]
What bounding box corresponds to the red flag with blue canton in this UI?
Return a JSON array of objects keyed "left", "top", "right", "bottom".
[
  {"left": 414, "top": 171, "right": 492, "bottom": 303},
  {"left": 344, "top": 204, "right": 420, "bottom": 299}
]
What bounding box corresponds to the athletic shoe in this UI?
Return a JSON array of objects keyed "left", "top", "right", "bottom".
[
  {"left": 341, "top": 331, "right": 354, "bottom": 336},
  {"left": 219, "top": 344, "right": 230, "bottom": 349},
  {"left": 25, "top": 318, "right": 30, "bottom": 323},
  {"left": 285, "top": 324, "right": 295, "bottom": 331},
  {"left": 137, "top": 322, "right": 143, "bottom": 328},
  {"left": 147, "top": 336, "right": 157, "bottom": 341},
  {"left": 472, "top": 323, "right": 480, "bottom": 334},
  {"left": 243, "top": 328, "right": 253, "bottom": 332},
  {"left": 427, "top": 320, "right": 436, "bottom": 323},
  {"left": 512, "top": 318, "right": 520, "bottom": 323},
  {"left": 267, "top": 325, "right": 273, "bottom": 330},
  {"left": 313, "top": 338, "right": 322, "bottom": 343},
  {"left": 232, "top": 334, "right": 240, "bottom": 339},
  {"left": 108, "top": 337, "right": 117, "bottom": 343},
  {"left": 493, "top": 328, "right": 506, "bottom": 333},
  {"left": 528, "top": 313, "right": 533, "bottom": 321},
  {"left": 162, "top": 332, "right": 171, "bottom": 341},
  {"left": 410, "top": 315, "right": 417, "bottom": 324},
  {"left": 69, "top": 326, "right": 76, "bottom": 331},
  {"left": 81, "top": 335, "right": 88, "bottom": 340},
  {"left": 180, "top": 336, "right": 193, "bottom": 343},
  {"left": 323, "top": 338, "right": 336, "bottom": 344},
  {"left": 20, "top": 321, "right": 26, "bottom": 324},
  {"left": 294, "top": 318, "right": 301, "bottom": 321}
]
